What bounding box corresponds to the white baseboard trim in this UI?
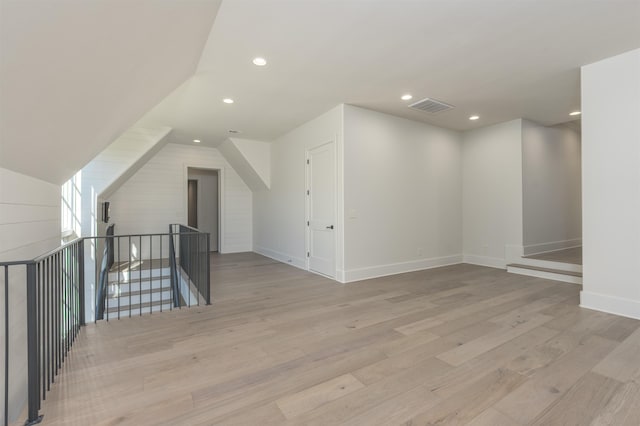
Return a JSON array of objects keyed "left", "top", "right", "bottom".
[
  {"left": 343, "top": 255, "right": 463, "bottom": 283},
  {"left": 462, "top": 254, "right": 506, "bottom": 269},
  {"left": 253, "top": 246, "right": 306, "bottom": 270},
  {"left": 580, "top": 291, "right": 640, "bottom": 321},
  {"left": 221, "top": 247, "right": 253, "bottom": 254},
  {"left": 523, "top": 239, "right": 582, "bottom": 256},
  {"left": 507, "top": 265, "right": 582, "bottom": 285}
]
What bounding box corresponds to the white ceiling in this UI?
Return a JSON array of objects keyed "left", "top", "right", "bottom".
[
  {"left": 139, "top": 0, "right": 640, "bottom": 147},
  {"left": 1, "top": 0, "right": 638, "bottom": 184},
  {"left": 0, "top": 0, "right": 222, "bottom": 183}
]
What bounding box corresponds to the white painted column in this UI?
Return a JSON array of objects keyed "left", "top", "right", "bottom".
[{"left": 580, "top": 48, "right": 640, "bottom": 319}]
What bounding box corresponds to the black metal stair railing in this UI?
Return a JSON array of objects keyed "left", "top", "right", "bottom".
[
  {"left": 171, "top": 224, "right": 211, "bottom": 306},
  {"left": 1, "top": 223, "right": 211, "bottom": 425},
  {"left": 93, "top": 225, "right": 210, "bottom": 321},
  {"left": 1, "top": 237, "right": 85, "bottom": 426}
]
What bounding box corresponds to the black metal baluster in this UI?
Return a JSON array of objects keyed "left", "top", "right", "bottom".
[
  {"left": 139, "top": 235, "right": 142, "bottom": 316},
  {"left": 26, "top": 262, "right": 43, "bottom": 425},
  {"left": 150, "top": 235, "right": 153, "bottom": 315},
  {"left": 188, "top": 233, "right": 191, "bottom": 307},
  {"left": 206, "top": 233, "right": 211, "bottom": 305},
  {"left": 53, "top": 254, "right": 57, "bottom": 380},
  {"left": 117, "top": 236, "right": 121, "bottom": 320},
  {"left": 160, "top": 234, "right": 164, "bottom": 312},
  {"left": 57, "top": 251, "right": 62, "bottom": 374},
  {"left": 4, "top": 266, "right": 9, "bottom": 426},
  {"left": 72, "top": 244, "right": 77, "bottom": 340},
  {"left": 196, "top": 235, "right": 200, "bottom": 306},
  {"left": 78, "top": 239, "right": 85, "bottom": 328},
  {"left": 64, "top": 249, "right": 68, "bottom": 358},
  {"left": 105, "top": 238, "right": 110, "bottom": 323},
  {"left": 56, "top": 252, "right": 61, "bottom": 375},
  {"left": 128, "top": 236, "right": 132, "bottom": 318},
  {"left": 47, "top": 257, "right": 52, "bottom": 390},
  {"left": 37, "top": 261, "right": 44, "bottom": 401}
]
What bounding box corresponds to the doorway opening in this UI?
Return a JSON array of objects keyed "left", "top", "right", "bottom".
[{"left": 187, "top": 168, "right": 220, "bottom": 252}]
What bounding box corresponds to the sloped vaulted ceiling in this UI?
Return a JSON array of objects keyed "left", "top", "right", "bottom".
[{"left": 0, "top": 0, "right": 222, "bottom": 184}]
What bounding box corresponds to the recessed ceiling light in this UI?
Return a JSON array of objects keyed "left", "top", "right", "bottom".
[
  {"left": 570, "top": 111, "right": 581, "bottom": 116},
  {"left": 193, "top": 139, "right": 201, "bottom": 143},
  {"left": 223, "top": 98, "right": 234, "bottom": 104},
  {"left": 469, "top": 115, "right": 480, "bottom": 121},
  {"left": 252, "top": 57, "right": 267, "bottom": 66},
  {"left": 401, "top": 94, "right": 413, "bottom": 101}
]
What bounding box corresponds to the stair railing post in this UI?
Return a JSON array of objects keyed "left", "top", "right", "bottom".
[
  {"left": 25, "top": 262, "right": 43, "bottom": 425},
  {"left": 78, "top": 239, "right": 85, "bottom": 326},
  {"left": 206, "top": 233, "right": 211, "bottom": 305}
]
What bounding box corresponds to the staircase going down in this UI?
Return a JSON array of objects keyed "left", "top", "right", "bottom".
[{"left": 103, "top": 258, "right": 205, "bottom": 319}]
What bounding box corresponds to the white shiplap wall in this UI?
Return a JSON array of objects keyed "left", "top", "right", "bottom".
[
  {"left": 0, "top": 167, "right": 60, "bottom": 260},
  {"left": 0, "top": 167, "right": 60, "bottom": 421},
  {"left": 108, "top": 143, "right": 252, "bottom": 253}
]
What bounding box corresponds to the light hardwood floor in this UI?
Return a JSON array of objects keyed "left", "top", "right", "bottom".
[{"left": 36, "top": 252, "right": 638, "bottom": 425}]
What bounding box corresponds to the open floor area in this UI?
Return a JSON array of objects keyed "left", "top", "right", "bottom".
[{"left": 36, "top": 253, "right": 640, "bottom": 425}]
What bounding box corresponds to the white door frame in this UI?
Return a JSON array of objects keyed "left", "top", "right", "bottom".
[
  {"left": 183, "top": 165, "right": 224, "bottom": 253},
  {"left": 305, "top": 140, "right": 337, "bottom": 278}
]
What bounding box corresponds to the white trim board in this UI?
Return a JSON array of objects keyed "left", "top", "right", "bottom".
[
  {"left": 343, "top": 255, "right": 463, "bottom": 283},
  {"left": 253, "top": 246, "right": 306, "bottom": 271},
  {"left": 523, "top": 239, "right": 582, "bottom": 256},
  {"left": 462, "top": 254, "right": 506, "bottom": 269},
  {"left": 580, "top": 290, "right": 640, "bottom": 321}
]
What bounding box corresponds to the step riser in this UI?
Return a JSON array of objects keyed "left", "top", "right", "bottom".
[
  {"left": 516, "top": 258, "right": 582, "bottom": 273},
  {"left": 105, "top": 304, "right": 174, "bottom": 319},
  {"left": 108, "top": 280, "right": 172, "bottom": 294},
  {"left": 108, "top": 267, "right": 172, "bottom": 281},
  {"left": 106, "top": 291, "right": 173, "bottom": 307},
  {"left": 507, "top": 266, "right": 583, "bottom": 285}
]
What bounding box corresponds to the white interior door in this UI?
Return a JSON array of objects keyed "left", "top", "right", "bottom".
[{"left": 307, "top": 142, "right": 335, "bottom": 277}]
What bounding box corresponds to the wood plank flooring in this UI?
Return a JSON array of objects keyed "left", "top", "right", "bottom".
[{"left": 35, "top": 252, "right": 639, "bottom": 425}]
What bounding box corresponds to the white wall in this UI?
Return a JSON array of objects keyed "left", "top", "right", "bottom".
[
  {"left": 77, "top": 127, "right": 172, "bottom": 238},
  {"left": 343, "top": 105, "right": 462, "bottom": 281},
  {"left": 522, "top": 120, "right": 582, "bottom": 254},
  {"left": 231, "top": 138, "right": 271, "bottom": 188},
  {"left": 109, "top": 143, "right": 252, "bottom": 254},
  {"left": 580, "top": 48, "right": 640, "bottom": 319},
  {"left": 253, "top": 105, "right": 344, "bottom": 273},
  {"left": 463, "top": 119, "right": 524, "bottom": 268},
  {"left": 0, "top": 167, "right": 60, "bottom": 421}
]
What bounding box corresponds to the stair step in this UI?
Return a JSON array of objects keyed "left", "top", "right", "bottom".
[
  {"left": 104, "top": 302, "right": 174, "bottom": 319},
  {"left": 105, "top": 299, "right": 173, "bottom": 315},
  {"left": 108, "top": 286, "right": 172, "bottom": 299},
  {"left": 108, "top": 267, "right": 172, "bottom": 281},
  {"left": 108, "top": 274, "right": 172, "bottom": 286},
  {"left": 507, "top": 263, "right": 582, "bottom": 285},
  {"left": 508, "top": 264, "right": 582, "bottom": 277},
  {"left": 105, "top": 291, "right": 173, "bottom": 308},
  {"left": 109, "top": 258, "right": 172, "bottom": 273},
  {"left": 108, "top": 281, "right": 172, "bottom": 295}
]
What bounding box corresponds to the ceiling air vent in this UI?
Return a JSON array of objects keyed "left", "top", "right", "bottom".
[{"left": 408, "top": 97, "right": 455, "bottom": 114}]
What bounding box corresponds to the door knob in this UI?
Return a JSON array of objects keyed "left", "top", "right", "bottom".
[{"left": 326, "top": 225, "right": 334, "bottom": 229}]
